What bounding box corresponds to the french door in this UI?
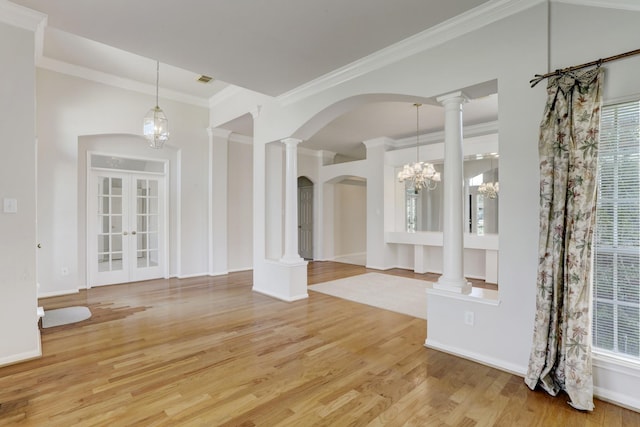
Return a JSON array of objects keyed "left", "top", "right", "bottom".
[{"left": 88, "top": 170, "right": 165, "bottom": 286}]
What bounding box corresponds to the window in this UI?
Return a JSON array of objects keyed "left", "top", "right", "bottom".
[{"left": 593, "top": 100, "right": 640, "bottom": 360}]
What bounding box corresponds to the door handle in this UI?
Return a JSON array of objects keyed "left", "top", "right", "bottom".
[
  {"left": 123, "top": 231, "right": 128, "bottom": 236},
  {"left": 131, "top": 231, "right": 137, "bottom": 235}
]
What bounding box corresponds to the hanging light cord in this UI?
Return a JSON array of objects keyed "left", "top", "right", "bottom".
[
  {"left": 155, "top": 60, "right": 160, "bottom": 108},
  {"left": 414, "top": 103, "right": 421, "bottom": 161}
]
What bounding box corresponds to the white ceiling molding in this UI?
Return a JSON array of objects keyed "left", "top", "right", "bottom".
[
  {"left": 277, "top": 0, "right": 546, "bottom": 106},
  {"left": 554, "top": 0, "right": 640, "bottom": 11},
  {"left": 298, "top": 146, "right": 320, "bottom": 157},
  {"left": 0, "top": 0, "right": 46, "bottom": 31},
  {"left": 390, "top": 120, "right": 499, "bottom": 150},
  {"left": 37, "top": 56, "right": 210, "bottom": 108},
  {"left": 229, "top": 133, "right": 253, "bottom": 146},
  {"left": 208, "top": 85, "right": 247, "bottom": 108}
]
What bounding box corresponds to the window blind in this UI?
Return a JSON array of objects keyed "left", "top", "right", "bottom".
[{"left": 593, "top": 100, "right": 640, "bottom": 359}]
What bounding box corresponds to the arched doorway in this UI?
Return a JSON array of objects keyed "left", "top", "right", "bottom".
[{"left": 298, "top": 176, "right": 313, "bottom": 260}]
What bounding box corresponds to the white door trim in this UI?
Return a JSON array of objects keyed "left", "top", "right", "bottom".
[{"left": 86, "top": 151, "right": 169, "bottom": 288}]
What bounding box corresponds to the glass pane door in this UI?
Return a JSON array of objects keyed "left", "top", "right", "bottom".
[
  {"left": 90, "top": 173, "right": 130, "bottom": 286},
  {"left": 135, "top": 178, "right": 160, "bottom": 269},
  {"left": 98, "top": 176, "right": 124, "bottom": 272},
  {"left": 130, "top": 174, "right": 163, "bottom": 282},
  {"left": 89, "top": 171, "right": 164, "bottom": 286}
]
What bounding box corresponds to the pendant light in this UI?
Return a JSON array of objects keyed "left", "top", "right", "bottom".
[
  {"left": 397, "top": 103, "right": 441, "bottom": 192},
  {"left": 143, "top": 60, "right": 169, "bottom": 149}
]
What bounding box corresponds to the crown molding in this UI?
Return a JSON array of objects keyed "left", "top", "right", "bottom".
[
  {"left": 363, "top": 136, "right": 394, "bottom": 149},
  {"left": 208, "top": 85, "right": 246, "bottom": 108},
  {"left": 37, "top": 56, "right": 210, "bottom": 108},
  {"left": 554, "top": 0, "right": 640, "bottom": 11},
  {"left": 277, "top": 0, "right": 545, "bottom": 106},
  {"left": 0, "top": 0, "right": 46, "bottom": 32},
  {"left": 391, "top": 120, "right": 499, "bottom": 150},
  {"left": 207, "top": 127, "right": 232, "bottom": 140},
  {"left": 298, "top": 146, "right": 319, "bottom": 157},
  {"left": 229, "top": 133, "right": 253, "bottom": 145}
]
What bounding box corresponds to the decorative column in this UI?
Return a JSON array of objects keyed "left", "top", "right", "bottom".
[
  {"left": 363, "top": 137, "right": 395, "bottom": 270},
  {"left": 207, "top": 127, "right": 231, "bottom": 276},
  {"left": 280, "top": 137, "right": 304, "bottom": 263},
  {"left": 435, "top": 92, "right": 471, "bottom": 294}
]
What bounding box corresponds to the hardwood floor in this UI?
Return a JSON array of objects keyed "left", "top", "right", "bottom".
[{"left": 1, "top": 262, "right": 637, "bottom": 426}]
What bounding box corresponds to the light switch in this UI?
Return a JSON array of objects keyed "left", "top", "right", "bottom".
[{"left": 3, "top": 198, "right": 17, "bottom": 213}]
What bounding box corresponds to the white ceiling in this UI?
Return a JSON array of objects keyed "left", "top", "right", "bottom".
[
  {"left": 11, "top": 0, "right": 499, "bottom": 157},
  {"left": 13, "top": 0, "right": 490, "bottom": 96}
]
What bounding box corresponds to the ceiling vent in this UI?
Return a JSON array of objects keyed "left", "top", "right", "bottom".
[{"left": 196, "top": 75, "right": 213, "bottom": 84}]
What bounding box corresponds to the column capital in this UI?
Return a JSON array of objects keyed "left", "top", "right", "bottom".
[
  {"left": 436, "top": 91, "right": 469, "bottom": 106},
  {"left": 363, "top": 136, "right": 393, "bottom": 150},
  {"left": 250, "top": 105, "right": 262, "bottom": 119},
  {"left": 281, "top": 137, "right": 303, "bottom": 146},
  {"left": 207, "top": 127, "right": 232, "bottom": 140}
]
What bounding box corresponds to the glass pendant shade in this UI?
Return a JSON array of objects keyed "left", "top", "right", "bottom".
[
  {"left": 143, "top": 60, "right": 169, "bottom": 149},
  {"left": 143, "top": 105, "right": 169, "bottom": 149}
]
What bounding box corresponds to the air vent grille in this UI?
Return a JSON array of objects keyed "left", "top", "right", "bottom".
[{"left": 196, "top": 75, "right": 213, "bottom": 84}]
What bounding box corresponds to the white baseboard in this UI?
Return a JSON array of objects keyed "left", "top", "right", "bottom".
[
  {"left": 208, "top": 270, "right": 229, "bottom": 277},
  {"left": 252, "top": 286, "right": 308, "bottom": 302},
  {"left": 332, "top": 252, "right": 366, "bottom": 266},
  {"left": 425, "top": 339, "right": 640, "bottom": 412},
  {"left": 228, "top": 266, "right": 253, "bottom": 273},
  {"left": 424, "top": 338, "right": 527, "bottom": 377},
  {"left": 38, "top": 288, "right": 80, "bottom": 299},
  {"left": 176, "top": 272, "right": 209, "bottom": 279},
  {"left": 0, "top": 333, "right": 42, "bottom": 368},
  {"left": 594, "top": 386, "right": 640, "bottom": 412},
  {"left": 593, "top": 353, "right": 640, "bottom": 411}
]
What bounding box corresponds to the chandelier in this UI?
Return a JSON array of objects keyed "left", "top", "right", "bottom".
[
  {"left": 478, "top": 156, "right": 499, "bottom": 199},
  {"left": 478, "top": 182, "right": 499, "bottom": 199},
  {"left": 397, "top": 103, "right": 441, "bottom": 191},
  {"left": 143, "top": 60, "right": 169, "bottom": 149}
]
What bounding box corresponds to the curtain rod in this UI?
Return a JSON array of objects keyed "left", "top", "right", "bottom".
[{"left": 530, "top": 48, "right": 640, "bottom": 88}]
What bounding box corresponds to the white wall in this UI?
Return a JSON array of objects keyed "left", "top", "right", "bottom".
[
  {"left": 213, "top": 1, "right": 639, "bottom": 409},
  {"left": 36, "top": 68, "right": 210, "bottom": 295},
  {"left": 0, "top": 20, "right": 41, "bottom": 366},
  {"left": 227, "top": 138, "right": 253, "bottom": 271},
  {"left": 333, "top": 181, "right": 366, "bottom": 259}
]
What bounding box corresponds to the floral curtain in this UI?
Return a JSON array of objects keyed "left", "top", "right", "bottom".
[{"left": 525, "top": 67, "right": 604, "bottom": 411}]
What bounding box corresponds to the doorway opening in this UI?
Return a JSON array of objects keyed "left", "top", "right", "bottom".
[
  {"left": 87, "top": 153, "right": 168, "bottom": 286},
  {"left": 298, "top": 176, "right": 313, "bottom": 260}
]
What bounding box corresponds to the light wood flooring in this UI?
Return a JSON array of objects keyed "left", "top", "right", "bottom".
[{"left": 0, "top": 261, "right": 638, "bottom": 426}]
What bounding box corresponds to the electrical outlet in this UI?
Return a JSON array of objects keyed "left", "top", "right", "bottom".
[
  {"left": 61, "top": 267, "right": 69, "bottom": 276},
  {"left": 464, "top": 311, "right": 475, "bottom": 326}
]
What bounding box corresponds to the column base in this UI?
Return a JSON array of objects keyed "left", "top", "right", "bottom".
[
  {"left": 280, "top": 255, "right": 306, "bottom": 265},
  {"left": 434, "top": 276, "right": 472, "bottom": 294},
  {"left": 253, "top": 259, "right": 309, "bottom": 302}
]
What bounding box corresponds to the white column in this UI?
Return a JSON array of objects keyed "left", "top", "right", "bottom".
[
  {"left": 363, "top": 137, "right": 396, "bottom": 270},
  {"left": 207, "top": 127, "right": 231, "bottom": 276},
  {"left": 435, "top": 91, "right": 471, "bottom": 294},
  {"left": 281, "top": 137, "right": 304, "bottom": 263}
]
